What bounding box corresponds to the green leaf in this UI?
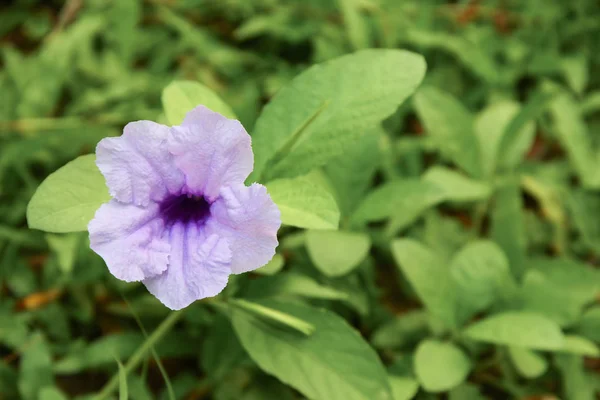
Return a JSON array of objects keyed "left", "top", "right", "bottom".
[
  {"left": 521, "top": 270, "right": 583, "bottom": 327},
  {"left": 45, "top": 233, "right": 79, "bottom": 274},
  {"left": 266, "top": 175, "right": 340, "bottom": 230},
  {"left": 423, "top": 166, "right": 491, "bottom": 202},
  {"left": 255, "top": 253, "right": 285, "bottom": 276},
  {"left": 250, "top": 49, "right": 426, "bottom": 181},
  {"left": 405, "top": 29, "right": 497, "bottom": 82},
  {"left": 463, "top": 312, "right": 565, "bottom": 351},
  {"left": 243, "top": 273, "right": 349, "bottom": 303},
  {"left": 202, "top": 315, "right": 246, "bottom": 381},
  {"left": 491, "top": 181, "right": 527, "bottom": 278},
  {"left": 18, "top": 333, "right": 54, "bottom": 400},
  {"left": 161, "top": 80, "right": 236, "bottom": 125},
  {"left": 391, "top": 239, "right": 456, "bottom": 329},
  {"left": 352, "top": 179, "right": 444, "bottom": 223},
  {"left": 475, "top": 101, "right": 535, "bottom": 177},
  {"left": 306, "top": 230, "right": 371, "bottom": 277},
  {"left": 508, "top": 347, "right": 548, "bottom": 379},
  {"left": 547, "top": 84, "right": 599, "bottom": 188},
  {"left": 336, "top": 0, "right": 370, "bottom": 50},
  {"left": 414, "top": 340, "right": 471, "bottom": 393},
  {"left": 39, "top": 387, "right": 68, "bottom": 400},
  {"left": 577, "top": 306, "right": 600, "bottom": 342},
  {"left": 559, "top": 335, "right": 600, "bottom": 357},
  {"left": 413, "top": 86, "right": 480, "bottom": 177},
  {"left": 229, "top": 299, "right": 315, "bottom": 336},
  {"left": 388, "top": 376, "right": 419, "bottom": 400},
  {"left": 27, "top": 154, "right": 110, "bottom": 233},
  {"left": 450, "top": 240, "right": 513, "bottom": 319},
  {"left": 560, "top": 54, "right": 588, "bottom": 95},
  {"left": 372, "top": 311, "right": 429, "bottom": 350},
  {"left": 448, "top": 384, "right": 486, "bottom": 400},
  {"left": 569, "top": 190, "right": 600, "bottom": 253},
  {"left": 231, "top": 300, "right": 393, "bottom": 400},
  {"left": 556, "top": 355, "right": 595, "bottom": 400}
]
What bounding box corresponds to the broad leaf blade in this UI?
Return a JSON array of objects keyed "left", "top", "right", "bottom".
[
  {"left": 266, "top": 175, "right": 340, "bottom": 230},
  {"left": 250, "top": 49, "right": 426, "bottom": 181},
  {"left": 162, "top": 80, "right": 236, "bottom": 125},
  {"left": 27, "top": 155, "right": 110, "bottom": 233},
  {"left": 232, "top": 300, "right": 393, "bottom": 400}
]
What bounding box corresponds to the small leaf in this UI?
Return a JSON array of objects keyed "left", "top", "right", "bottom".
[
  {"left": 39, "top": 387, "right": 68, "bottom": 400},
  {"left": 508, "top": 347, "right": 548, "bottom": 379},
  {"left": 555, "top": 355, "right": 595, "bottom": 400},
  {"left": 450, "top": 240, "right": 513, "bottom": 319},
  {"left": 464, "top": 312, "right": 565, "bottom": 350},
  {"left": 414, "top": 340, "right": 471, "bottom": 393},
  {"left": 250, "top": 49, "right": 426, "bottom": 181},
  {"left": 27, "top": 155, "right": 110, "bottom": 233},
  {"left": 491, "top": 181, "right": 527, "bottom": 278},
  {"left": 18, "top": 333, "right": 53, "bottom": 400},
  {"left": 577, "top": 306, "right": 600, "bottom": 342},
  {"left": 266, "top": 175, "right": 340, "bottom": 230},
  {"left": 161, "top": 80, "right": 236, "bottom": 125},
  {"left": 255, "top": 253, "right": 285, "bottom": 276},
  {"left": 45, "top": 233, "right": 79, "bottom": 274},
  {"left": 231, "top": 300, "right": 393, "bottom": 400},
  {"left": 391, "top": 239, "right": 457, "bottom": 329},
  {"left": 423, "top": 166, "right": 491, "bottom": 202},
  {"left": 372, "top": 311, "right": 429, "bottom": 350},
  {"left": 559, "top": 335, "right": 600, "bottom": 357},
  {"left": 388, "top": 376, "right": 419, "bottom": 400},
  {"left": 352, "top": 179, "right": 444, "bottom": 223},
  {"left": 413, "top": 86, "right": 480, "bottom": 177},
  {"left": 306, "top": 230, "right": 371, "bottom": 277},
  {"left": 546, "top": 84, "right": 598, "bottom": 188},
  {"left": 475, "top": 101, "right": 535, "bottom": 177}
]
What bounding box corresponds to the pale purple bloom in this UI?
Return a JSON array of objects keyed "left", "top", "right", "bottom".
[{"left": 88, "top": 106, "right": 281, "bottom": 310}]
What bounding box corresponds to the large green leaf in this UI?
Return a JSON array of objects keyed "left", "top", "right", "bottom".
[
  {"left": 27, "top": 154, "right": 110, "bottom": 233},
  {"left": 464, "top": 312, "right": 565, "bottom": 350},
  {"left": 266, "top": 175, "right": 340, "bottom": 230},
  {"left": 391, "top": 239, "right": 457, "bottom": 329},
  {"left": 250, "top": 49, "right": 426, "bottom": 181},
  {"left": 414, "top": 340, "right": 471, "bottom": 393},
  {"left": 413, "top": 86, "right": 480, "bottom": 177},
  {"left": 231, "top": 300, "right": 393, "bottom": 400},
  {"left": 306, "top": 230, "right": 371, "bottom": 277},
  {"left": 162, "top": 80, "right": 236, "bottom": 125}
]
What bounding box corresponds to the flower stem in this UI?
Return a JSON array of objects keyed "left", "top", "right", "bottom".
[{"left": 94, "top": 309, "right": 185, "bottom": 400}]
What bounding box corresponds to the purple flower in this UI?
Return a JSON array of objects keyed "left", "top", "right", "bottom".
[{"left": 88, "top": 106, "right": 281, "bottom": 310}]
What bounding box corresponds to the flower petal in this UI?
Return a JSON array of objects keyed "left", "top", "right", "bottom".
[
  {"left": 89, "top": 200, "right": 169, "bottom": 282},
  {"left": 143, "top": 224, "right": 232, "bottom": 310},
  {"left": 96, "top": 121, "right": 184, "bottom": 206},
  {"left": 208, "top": 183, "right": 281, "bottom": 274},
  {"left": 168, "top": 106, "right": 253, "bottom": 201}
]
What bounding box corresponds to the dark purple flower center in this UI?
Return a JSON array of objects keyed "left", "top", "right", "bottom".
[{"left": 159, "top": 194, "right": 211, "bottom": 226}]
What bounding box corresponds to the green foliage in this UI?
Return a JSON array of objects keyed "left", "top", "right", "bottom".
[
  {"left": 4, "top": 0, "right": 600, "bottom": 399},
  {"left": 26, "top": 154, "right": 110, "bottom": 233}
]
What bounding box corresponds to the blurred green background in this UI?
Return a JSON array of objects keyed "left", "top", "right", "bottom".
[{"left": 1, "top": 0, "right": 600, "bottom": 399}]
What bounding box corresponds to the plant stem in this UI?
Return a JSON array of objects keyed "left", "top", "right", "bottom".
[{"left": 94, "top": 310, "right": 185, "bottom": 400}]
